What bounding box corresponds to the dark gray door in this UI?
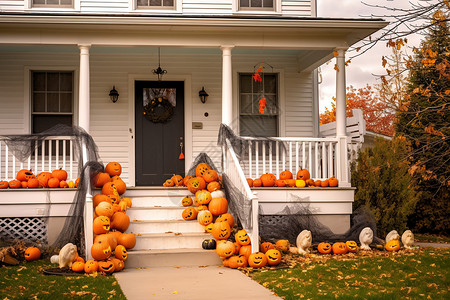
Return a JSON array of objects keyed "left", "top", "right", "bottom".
[{"left": 135, "top": 81, "right": 185, "bottom": 186}]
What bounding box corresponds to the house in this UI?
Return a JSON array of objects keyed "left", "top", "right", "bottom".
[{"left": 0, "top": 1, "right": 387, "bottom": 264}]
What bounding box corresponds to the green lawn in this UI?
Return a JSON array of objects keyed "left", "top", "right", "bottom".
[
  {"left": 0, "top": 260, "right": 126, "bottom": 299},
  {"left": 248, "top": 248, "right": 449, "bottom": 299}
]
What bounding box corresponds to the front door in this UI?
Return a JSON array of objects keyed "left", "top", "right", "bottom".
[{"left": 135, "top": 81, "right": 185, "bottom": 186}]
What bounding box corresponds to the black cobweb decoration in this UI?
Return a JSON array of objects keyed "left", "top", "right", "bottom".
[
  {"left": 1, "top": 124, "right": 104, "bottom": 258},
  {"left": 187, "top": 152, "right": 220, "bottom": 176}
]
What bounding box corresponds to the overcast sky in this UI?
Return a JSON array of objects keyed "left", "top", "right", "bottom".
[{"left": 316, "top": 0, "right": 426, "bottom": 112}]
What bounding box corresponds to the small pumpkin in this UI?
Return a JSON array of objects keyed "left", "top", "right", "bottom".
[
  {"left": 163, "top": 179, "right": 175, "bottom": 187},
  {"left": 0, "top": 181, "right": 9, "bottom": 189},
  {"left": 195, "top": 163, "right": 211, "bottom": 178},
  {"left": 228, "top": 255, "right": 248, "bottom": 269},
  {"left": 246, "top": 178, "right": 253, "bottom": 187},
  {"left": 265, "top": 249, "right": 282, "bottom": 266},
  {"left": 92, "top": 172, "right": 111, "bottom": 188},
  {"left": 305, "top": 179, "right": 315, "bottom": 187},
  {"left": 345, "top": 240, "right": 358, "bottom": 253},
  {"left": 102, "top": 182, "right": 118, "bottom": 196},
  {"left": 239, "top": 245, "right": 252, "bottom": 260},
  {"left": 320, "top": 179, "right": 330, "bottom": 187},
  {"left": 17, "top": 169, "right": 36, "bottom": 181},
  {"left": 171, "top": 174, "right": 184, "bottom": 186},
  {"left": 84, "top": 260, "right": 98, "bottom": 274},
  {"left": 260, "top": 173, "right": 276, "bottom": 187},
  {"left": 27, "top": 178, "right": 39, "bottom": 188},
  {"left": 216, "top": 240, "right": 235, "bottom": 258},
  {"left": 385, "top": 239, "right": 400, "bottom": 251},
  {"left": 208, "top": 197, "right": 228, "bottom": 216},
  {"left": 93, "top": 194, "right": 112, "bottom": 208},
  {"left": 295, "top": 180, "right": 306, "bottom": 188},
  {"left": 51, "top": 168, "right": 68, "bottom": 181},
  {"left": 97, "top": 258, "right": 115, "bottom": 275},
  {"left": 279, "top": 170, "right": 293, "bottom": 180},
  {"left": 24, "top": 247, "right": 41, "bottom": 261},
  {"left": 105, "top": 162, "right": 122, "bottom": 177},
  {"left": 93, "top": 216, "right": 110, "bottom": 235},
  {"left": 182, "top": 207, "right": 198, "bottom": 220},
  {"left": 248, "top": 252, "right": 268, "bottom": 268},
  {"left": 276, "top": 179, "right": 286, "bottom": 187},
  {"left": 215, "top": 213, "right": 235, "bottom": 228},
  {"left": 111, "top": 212, "right": 130, "bottom": 232},
  {"left": 195, "top": 205, "right": 208, "bottom": 213},
  {"left": 21, "top": 181, "right": 28, "bottom": 188},
  {"left": 202, "top": 239, "right": 217, "bottom": 250},
  {"left": 72, "top": 261, "right": 85, "bottom": 272},
  {"left": 275, "top": 240, "right": 290, "bottom": 252},
  {"left": 207, "top": 181, "right": 221, "bottom": 193},
  {"left": 296, "top": 169, "right": 310, "bottom": 180},
  {"left": 285, "top": 179, "right": 296, "bottom": 187},
  {"left": 196, "top": 190, "right": 212, "bottom": 205},
  {"left": 202, "top": 169, "right": 218, "bottom": 183},
  {"left": 47, "top": 177, "right": 60, "bottom": 188},
  {"left": 118, "top": 233, "right": 136, "bottom": 250},
  {"left": 112, "top": 177, "right": 126, "bottom": 195},
  {"left": 260, "top": 242, "right": 275, "bottom": 254},
  {"left": 253, "top": 178, "right": 262, "bottom": 187},
  {"left": 233, "top": 242, "right": 241, "bottom": 255},
  {"left": 8, "top": 180, "right": 22, "bottom": 189},
  {"left": 204, "top": 223, "right": 214, "bottom": 233},
  {"left": 37, "top": 172, "right": 52, "bottom": 188},
  {"left": 332, "top": 242, "right": 348, "bottom": 255},
  {"left": 187, "top": 176, "right": 207, "bottom": 194},
  {"left": 211, "top": 220, "right": 231, "bottom": 240},
  {"left": 329, "top": 177, "right": 339, "bottom": 187},
  {"left": 197, "top": 210, "right": 213, "bottom": 226},
  {"left": 111, "top": 257, "right": 125, "bottom": 272},
  {"left": 314, "top": 180, "right": 322, "bottom": 187},
  {"left": 115, "top": 245, "right": 128, "bottom": 260},
  {"left": 235, "top": 229, "right": 251, "bottom": 246},
  {"left": 183, "top": 175, "right": 194, "bottom": 186},
  {"left": 182, "top": 196, "right": 193, "bottom": 207},
  {"left": 317, "top": 242, "right": 332, "bottom": 254},
  {"left": 60, "top": 180, "right": 69, "bottom": 188}
]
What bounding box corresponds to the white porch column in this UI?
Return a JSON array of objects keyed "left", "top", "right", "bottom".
[
  {"left": 335, "top": 48, "right": 350, "bottom": 186},
  {"left": 78, "top": 44, "right": 91, "bottom": 133},
  {"left": 221, "top": 46, "right": 234, "bottom": 128}
]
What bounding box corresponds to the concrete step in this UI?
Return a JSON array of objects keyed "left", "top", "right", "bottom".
[
  {"left": 127, "top": 207, "right": 186, "bottom": 221},
  {"left": 125, "top": 248, "right": 222, "bottom": 268},
  {"left": 123, "top": 187, "right": 193, "bottom": 198},
  {"left": 135, "top": 232, "right": 213, "bottom": 250},
  {"left": 130, "top": 196, "right": 188, "bottom": 207},
  {"left": 129, "top": 219, "right": 205, "bottom": 234}
]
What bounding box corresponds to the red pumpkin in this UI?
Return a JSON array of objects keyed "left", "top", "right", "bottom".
[
  {"left": 211, "top": 221, "right": 231, "bottom": 240},
  {"left": 105, "top": 162, "right": 122, "bottom": 177},
  {"left": 47, "top": 177, "right": 60, "bottom": 188},
  {"left": 202, "top": 169, "right": 218, "bottom": 183},
  {"left": 0, "top": 181, "right": 9, "bottom": 189},
  {"left": 111, "top": 212, "right": 130, "bottom": 232},
  {"left": 279, "top": 170, "right": 293, "bottom": 180},
  {"left": 329, "top": 177, "right": 339, "bottom": 187},
  {"left": 260, "top": 173, "right": 276, "bottom": 187},
  {"left": 207, "top": 181, "right": 221, "bottom": 193},
  {"left": 314, "top": 180, "right": 322, "bottom": 187},
  {"left": 51, "top": 169, "right": 67, "bottom": 181},
  {"left": 195, "top": 163, "right": 211, "bottom": 178},
  {"left": 321, "top": 179, "right": 330, "bottom": 187},
  {"left": 24, "top": 247, "right": 41, "bottom": 261},
  {"left": 296, "top": 169, "right": 311, "bottom": 180},
  {"left": 248, "top": 252, "right": 268, "bottom": 268},
  {"left": 92, "top": 172, "right": 111, "bottom": 188},
  {"left": 317, "top": 242, "right": 332, "bottom": 254},
  {"left": 208, "top": 197, "right": 228, "bottom": 216},
  {"left": 21, "top": 181, "right": 28, "bottom": 188},
  {"left": 84, "top": 260, "right": 98, "bottom": 274},
  {"left": 27, "top": 178, "right": 39, "bottom": 188},
  {"left": 8, "top": 180, "right": 22, "bottom": 189},
  {"left": 117, "top": 233, "right": 136, "bottom": 250}
]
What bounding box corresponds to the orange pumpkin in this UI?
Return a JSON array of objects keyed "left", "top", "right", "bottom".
[
  {"left": 182, "top": 207, "right": 198, "bottom": 220},
  {"left": 233, "top": 242, "right": 241, "bottom": 255},
  {"left": 17, "top": 169, "right": 36, "bottom": 181},
  {"left": 246, "top": 178, "right": 253, "bottom": 187},
  {"left": 345, "top": 240, "right": 358, "bottom": 253},
  {"left": 111, "top": 257, "right": 125, "bottom": 272},
  {"left": 47, "top": 177, "right": 60, "bottom": 188},
  {"left": 207, "top": 181, "right": 221, "bottom": 193},
  {"left": 216, "top": 240, "right": 235, "bottom": 258},
  {"left": 163, "top": 179, "right": 174, "bottom": 187},
  {"left": 239, "top": 245, "right": 252, "bottom": 260},
  {"left": 276, "top": 179, "right": 286, "bottom": 187},
  {"left": 112, "top": 177, "right": 126, "bottom": 195},
  {"left": 111, "top": 212, "right": 130, "bottom": 232},
  {"left": 24, "top": 247, "right": 41, "bottom": 261},
  {"left": 182, "top": 196, "right": 193, "bottom": 207},
  {"left": 187, "top": 177, "right": 207, "bottom": 194},
  {"left": 317, "top": 242, "right": 332, "bottom": 254},
  {"left": 91, "top": 241, "right": 111, "bottom": 261},
  {"left": 228, "top": 254, "right": 248, "bottom": 269},
  {"left": 170, "top": 174, "right": 184, "bottom": 186},
  {"left": 329, "top": 177, "right": 339, "bottom": 187},
  {"left": 71, "top": 261, "right": 85, "bottom": 272},
  {"left": 84, "top": 260, "right": 98, "bottom": 274},
  {"left": 183, "top": 175, "right": 194, "bottom": 186},
  {"left": 279, "top": 170, "right": 293, "bottom": 180},
  {"left": 0, "top": 181, "right": 9, "bottom": 189},
  {"left": 93, "top": 216, "right": 110, "bottom": 235},
  {"left": 265, "top": 249, "right": 282, "bottom": 266},
  {"left": 260, "top": 242, "right": 275, "bottom": 254},
  {"left": 314, "top": 180, "right": 322, "bottom": 187},
  {"left": 248, "top": 252, "right": 268, "bottom": 268},
  {"left": 235, "top": 229, "right": 251, "bottom": 246},
  {"left": 285, "top": 179, "right": 296, "bottom": 187},
  {"left": 97, "top": 258, "right": 115, "bottom": 275},
  {"left": 196, "top": 190, "right": 212, "bottom": 205},
  {"left": 296, "top": 169, "right": 310, "bottom": 180},
  {"left": 115, "top": 245, "right": 128, "bottom": 260},
  {"left": 102, "top": 182, "right": 118, "bottom": 196},
  {"left": 117, "top": 233, "right": 136, "bottom": 250},
  {"left": 92, "top": 172, "right": 111, "bottom": 188},
  {"left": 21, "top": 181, "right": 28, "bottom": 188},
  {"left": 195, "top": 205, "right": 208, "bottom": 213},
  {"left": 75, "top": 177, "right": 80, "bottom": 188},
  {"left": 105, "top": 162, "right": 122, "bottom": 177},
  {"left": 26, "top": 178, "right": 39, "bottom": 188},
  {"left": 51, "top": 169, "right": 68, "bottom": 181},
  {"left": 195, "top": 163, "right": 211, "bottom": 178},
  {"left": 8, "top": 180, "right": 22, "bottom": 189},
  {"left": 215, "top": 213, "right": 235, "bottom": 228},
  {"left": 95, "top": 201, "right": 114, "bottom": 218},
  {"left": 253, "top": 178, "right": 262, "bottom": 187},
  {"left": 59, "top": 180, "right": 69, "bottom": 188},
  {"left": 385, "top": 239, "right": 400, "bottom": 251},
  {"left": 208, "top": 197, "right": 228, "bottom": 216},
  {"left": 305, "top": 179, "right": 315, "bottom": 187},
  {"left": 37, "top": 172, "right": 52, "bottom": 188},
  {"left": 93, "top": 194, "right": 112, "bottom": 208},
  {"left": 320, "top": 179, "right": 329, "bottom": 187},
  {"left": 197, "top": 210, "right": 213, "bottom": 226},
  {"left": 260, "top": 173, "right": 276, "bottom": 187},
  {"left": 332, "top": 242, "right": 348, "bottom": 255},
  {"left": 275, "top": 240, "right": 290, "bottom": 252},
  {"left": 202, "top": 169, "right": 218, "bottom": 183},
  {"left": 211, "top": 221, "right": 231, "bottom": 240}
]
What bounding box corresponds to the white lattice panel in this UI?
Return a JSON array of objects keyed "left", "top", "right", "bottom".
[{"left": 0, "top": 217, "right": 48, "bottom": 243}]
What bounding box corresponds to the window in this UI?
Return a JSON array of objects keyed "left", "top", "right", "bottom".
[
  {"left": 31, "top": 71, "right": 74, "bottom": 134},
  {"left": 32, "top": 0, "right": 73, "bottom": 8},
  {"left": 239, "top": 0, "right": 274, "bottom": 10},
  {"left": 239, "top": 73, "right": 278, "bottom": 137},
  {"left": 137, "top": 0, "right": 175, "bottom": 9}
]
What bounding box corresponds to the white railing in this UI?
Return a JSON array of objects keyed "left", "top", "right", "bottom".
[
  {"left": 223, "top": 139, "right": 259, "bottom": 253},
  {"left": 0, "top": 136, "right": 78, "bottom": 181},
  {"left": 240, "top": 137, "right": 340, "bottom": 180}
]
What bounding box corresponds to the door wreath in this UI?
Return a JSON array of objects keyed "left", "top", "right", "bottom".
[{"left": 143, "top": 97, "right": 174, "bottom": 123}]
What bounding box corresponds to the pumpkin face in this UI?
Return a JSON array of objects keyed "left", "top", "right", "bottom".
[
  {"left": 92, "top": 172, "right": 111, "bottom": 188},
  {"left": 8, "top": 180, "right": 22, "bottom": 189},
  {"left": 202, "top": 239, "right": 217, "bottom": 250},
  {"left": 246, "top": 178, "right": 253, "bottom": 187},
  {"left": 215, "top": 213, "right": 235, "bottom": 228},
  {"left": 345, "top": 241, "right": 358, "bottom": 252},
  {"left": 111, "top": 258, "right": 125, "bottom": 272},
  {"left": 296, "top": 169, "right": 311, "bottom": 180},
  {"left": 182, "top": 207, "right": 198, "bottom": 220},
  {"left": 24, "top": 247, "right": 41, "bottom": 261},
  {"left": 207, "top": 181, "right": 221, "bottom": 193},
  {"left": 275, "top": 240, "right": 290, "bottom": 252},
  {"left": 216, "top": 240, "right": 235, "bottom": 258},
  {"left": 260, "top": 173, "right": 276, "bottom": 187},
  {"left": 17, "top": 169, "right": 36, "bottom": 181},
  {"left": 266, "top": 249, "right": 282, "bottom": 266},
  {"left": 183, "top": 175, "right": 194, "bottom": 186},
  {"left": 171, "top": 174, "right": 184, "bottom": 186},
  {"left": 253, "top": 178, "right": 262, "bottom": 187},
  {"left": 163, "top": 179, "right": 174, "bottom": 187},
  {"left": 108, "top": 195, "right": 121, "bottom": 205},
  {"left": 260, "top": 242, "right": 275, "bottom": 254},
  {"left": 385, "top": 239, "right": 400, "bottom": 251},
  {"left": 248, "top": 252, "right": 268, "bottom": 268},
  {"left": 115, "top": 245, "right": 128, "bottom": 260},
  {"left": 84, "top": 260, "right": 98, "bottom": 274},
  {"left": 235, "top": 229, "right": 251, "bottom": 246},
  {"left": 197, "top": 210, "right": 213, "bottom": 226},
  {"left": 111, "top": 212, "right": 130, "bottom": 232},
  {"left": 317, "top": 242, "right": 332, "bottom": 254},
  {"left": 208, "top": 197, "right": 228, "bottom": 216},
  {"left": 182, "top": 196, "right": 193, "bottom": 207},
  {"left": 72, "top": 261, "right": 85, "bottom": 272},
  {"left": 187, "top": 177, "right": 207, "bottom": 194},
  {"left": 202, "top": 169, "right": 218, "bottom": 183},
  {"left": 195, "top": 205, "right": 208, "bottom": 213},
  {"left": 196, "top": 190, "right": 212, "bottom": 205},
  {"left": 0, "top": 181, "right": 9, "bottom": 189},
  {"left": 102, "top": 182, "right": 118, "bottom": 196},
  {"left": 98, "top": 259, "right": 115, "bottom": 275},
  {"left": 332, "top": 242, "right": 348, "bottom": 255},
  {"left": 105, "top": 162, "right": 122, "bottom": 177},
  {"left": 93, "top": 216, "right": 110, "bottom": 235},
  {"left": 228, "top": 255, "right": 248, "bottom": 269},
  {"left": 95, "top": 201, "right": 114, "bottom": 218},
  {"left": 211, "top": 221, "right": 231, "bottom": 240},
  {"left": 91, "top": 242, "right": 111, "bottom": 261},
  {"left": 112, "top": 178, "right": 126, "bottom": 195},
  {"left": 204, "top": 223, "right": 214, "bottom": 233},
  {"left": 329, "top": 177, "right": 339, "bottom": 187},
  {"left": 279, "top": 170, "right": 293, "bottom": 180},
  {"left": 51, "top": 169, "right": 68, "bottom": 181},
  {"left": 195, "top": 163, "right": 211, "bottom": 178}
]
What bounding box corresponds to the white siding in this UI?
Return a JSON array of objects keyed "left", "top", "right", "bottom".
[
  {"left": 0, "top": 48, "right": 314, "bottom": 185},
  {"left": 182, "top": 0, "right": 232, "bottom": 15},
  {"left": 281, "top": 0, "right": 313, "bottom": 16}
]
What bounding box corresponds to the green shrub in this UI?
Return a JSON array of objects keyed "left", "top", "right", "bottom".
[{"left": 351, "top": 137, "right": 420, "bottom": 236}]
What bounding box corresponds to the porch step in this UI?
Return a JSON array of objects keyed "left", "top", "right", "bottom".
[
  {"left": 127, "top": 206, "right": 187, "bottom": 221},
  {"left": 125, "top": 248, "right": 222, "bottom": 268},
  {"left": 135, "top": 232, "right": 213, "bottom": 250},
  {"left": 129, "top": 219, "right": 205, "bottom": 234}
]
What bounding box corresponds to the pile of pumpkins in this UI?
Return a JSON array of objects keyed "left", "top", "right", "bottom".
[
  {"left": 247, "top": 169, "right": 339, "bottom": 188},
  {"left": 316, "top": 239, "right": 401, "bottom": 254},
  {"left": 88, "top": 161, "right": 136, "bottom": 275},
  {"left": 0, "top": 168, "right": 79, "bottom": 189}
]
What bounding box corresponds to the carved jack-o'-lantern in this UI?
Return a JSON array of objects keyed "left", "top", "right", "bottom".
[
  {"left": 235, "top": 229, "right": 251, "bottom": 246},
  {"left": 115, "top": 245, "right": 128, "bottom": 260},
  {"left": 182, "top": 207, "right": 198, "bottom": 220},
  {"left": 17, "top": 169, "right": 36, "bottom": 181},
  {"left": 93, "top": 216, "right": 110, "bottom": 235},
  {"left": 248, "top": 252, "right": 268, "bottom": 268},
  {"left": 91, "top": 241, "right": 111, "bottom": 261},
  {"left": 182, "top": 196, "right": 193, "bottom": 207},
  {"left": 260, "top": 242, "right": 275, "bottom": 254},
  {"left": 239, "top": 245, "right": 252, "bottom": 260},
  {"left": 111, "top": 257, "right": 125, "bottom": 272},
  {"left": 24, "top": 247, "right": 41, "bottom": 261},
  {"left": 345, "top": 240, "right": 358, "bottom": 253},
  {"left": 385, "top": 239, "right": 400, "bottom": 251},
  {"left": 195, "top": 163, "right": 211, "bottom": 178},
  {"left": 196, "top": 190, "right": 212, "bottom": 205},
  {"left": 228, "top": 255, "right": 248, "bottom": 269},
  {"left": 296, "top": 169, "right": 311, "bottom": 180},
  {"left": 332, "top": 242, "right": 348, "bottom": 255},
  {"left": 71, "top": 261, "right": 85, "bottom": 272},
  {"left": 207, "top": 181, "right": 221, "bottom": 193},
  {"left": 197, "top": 210, "right": 213, "bottom": 226},
  {"left": 202, "top": 169, "right": 218, "bottom": 183},
  {"left": 204, "top": 223, "right": 214, "bottom": 233},
  {"left": 279, "top": 170, "right": 293, "bottom": 180},
  {"left": 98, "top": 258, "right": 115, "bottom": 275},
  {"left": 105, "top": 162, "right": 122, "bottom": 177},
  {"left": 216, "top": 240, "right": 235, "bottom": 258},
  {"left": 265, "top": 249, "right": 282, "bottom": 266},
  {"left": 317, "top": 242, "right": 332, "bottom": 254},
  {"left": 171, "top": 174, "right": 184, "bottom": 186},
  {"left": 211, "top": 220, "right": 231, "bottom": 240},
  {"left": 215, "top": 213, "right": 235, "bottom": 228},
  {"left": 187, "top": 177, "right": 207, "bottom": 194},
  {"left": 84, "top": 260, "right": 98, "bottom": 274}
]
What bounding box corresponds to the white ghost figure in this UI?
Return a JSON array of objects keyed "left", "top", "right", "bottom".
[
  {"left": 296, "top": 230, "right": 312, "bottom": 255},
  {"left": 359, "top": 227, "right": 373, "bottom": 250},
  {"left": 52, "top": 243, "right": 78, "bottom": 268},
  {"left": 401, "top": 230, "right": 415, "bottom": 249},
  {"left": 385, "top": 230, "right": 400, "bottom": 243}
]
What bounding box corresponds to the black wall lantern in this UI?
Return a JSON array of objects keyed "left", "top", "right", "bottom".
[
  {"left": 199, "top": 87, "right": 209, "bottom": 104},
  {"left": 152, "top": 47, "right": 167, "bottom": 81},
  {"left": 109, "top": 86, "right": 119, "bottom": 103}
]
